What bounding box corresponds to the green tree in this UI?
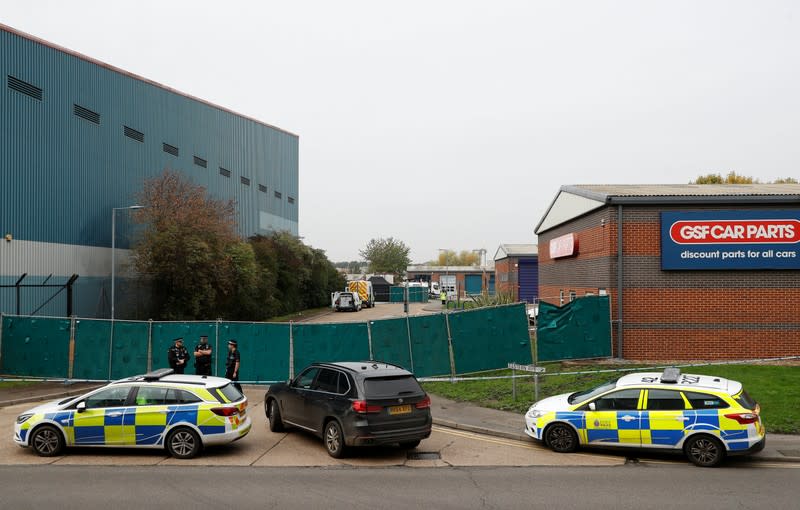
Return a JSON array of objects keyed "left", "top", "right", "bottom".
[
  {"left": 437, "top": 250, "right": 481, "bottom": 266},
  {"left": 773, "top": 177, "right": 798, "bottom": 184},
  {"left": 132, "top": 169, "right": 245, "bottom": 320},
  {"left": 359, "top": 237, "right": 411, "bottom": 275},
  {"left": 691, "top": 171, "right": 757, "bottom": 184}
]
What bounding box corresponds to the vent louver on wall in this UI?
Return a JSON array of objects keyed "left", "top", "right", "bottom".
[
  {"left": 219, "top": 167, "right": 231, "bottom": 178},
  {"left": 123, "top": 125, "right": 144, "bottom": 142},
  {"left": 163, "top": 143, "right": 179, "bottom": 156},
  {"left": 274, "top": 191, "right": 282, "bottom": 199},
  {"left": 73, "top": 104, "right": 100, "bottom": 124},
  {"left": 193, "top": 156, "right": 207, "bottom": 168},
  {"left": 288, "top": 197, "right": 295, "bottom": 204},
  {"left": 241, "top": 176, "right": 251, "bottom": 186},
  {"left": 7, "top": 75, "right": 43, "bottom": 101},
  {"left": 258, "top": 184, "right": 267, "bottom": 193}
]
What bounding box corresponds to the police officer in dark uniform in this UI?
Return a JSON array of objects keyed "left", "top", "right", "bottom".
[
  {"left": 167, "top": 337, "right": 189, "bottom": 374},
  {"left": 225, "top": 339, "right": 241, "bottom": 392},
  {"left": 194, "top": 335, "right": 213, "bottom": 376}
]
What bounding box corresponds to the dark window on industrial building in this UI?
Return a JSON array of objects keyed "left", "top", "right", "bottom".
[
  {"left": 258, "top": 184, "right": 267, "bottom": 193},
  {"left": 163, "top": 143, "right": 179, "bottom": 157},
  {"left": 274, "top": 191, "right": 282, "bottom": 199},
  {"left": 7, "top": 75, "right": 43, "bottom": 101},
  {"left": 73, "top": 104, "right": 100, "bottom": 124},
  {"left": 569, "top": 290, "right": 577, "bottom": 302},
  {"left": 219, "top": 167, "right": 231, "bottom": 178},
  {"left": 123, "top": 125, "right": 144, "bottom": 143},
  {"left": 241, "top": 176, "right": 250, "bottom": 186},
  {"left": 193, "top": 156, "right": 207, "bottom": 168},
  {"left": 288, "top": 196, "right": 295, "bottom": 204}
]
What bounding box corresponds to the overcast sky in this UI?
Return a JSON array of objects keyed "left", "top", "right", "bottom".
[{"left": 3, "top": 1, "right": 799, "bottom": 262}]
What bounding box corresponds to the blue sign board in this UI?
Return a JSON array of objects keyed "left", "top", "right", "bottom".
[{"left": 661, "top": 210, "right": 800, "bottom": 270}]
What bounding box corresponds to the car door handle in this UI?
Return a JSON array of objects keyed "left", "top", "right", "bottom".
[
  {"left": 677, "top": 416, "right": 690, "bottom": 421},
  {"left": 620, "top": 415, "right": 637, "bottom": 422},
  {"left": 107, "top": 412, "right": 122, "bottom": 418}
]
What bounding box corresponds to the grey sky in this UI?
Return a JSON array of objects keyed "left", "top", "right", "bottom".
[{"left": 3, "top": 1, "right": 799, "bottom": 262}]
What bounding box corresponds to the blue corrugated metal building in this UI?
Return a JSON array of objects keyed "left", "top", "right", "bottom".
[{"left": 0, "top": 23, "right": 299, "bottom": 318}]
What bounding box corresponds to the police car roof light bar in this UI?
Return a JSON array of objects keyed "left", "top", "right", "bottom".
[
  {"left": 661, "top": 367, "right": 681, "bottom": 384},
  {"left": 142, "top": 368, "right": 175, "bottom": 381}
]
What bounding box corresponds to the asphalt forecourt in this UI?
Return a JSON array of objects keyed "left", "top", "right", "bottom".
[{"left": 0, "top": 387, "right": 623, "bottom": 468}]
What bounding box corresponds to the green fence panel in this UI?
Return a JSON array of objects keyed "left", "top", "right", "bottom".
[
  {"left": 389, "top": 287, "right": 429, "bottom": 303},
  {"left": 537, "top": 296, "right": 612, "bottom": 361},
  {"left": 408, "top": 314, "right": 451, "bottom": 377},
  {"left": 448, "top": 304, "right": 532, "bottom": 373},
  {"left": 292, "top": 322, "right": 369, "bottom": 374},
  {"left": 0, "top": 316, "right": 70, "bottom": 378},
  {"left": 218, "top": 322, "right": 290, "bottom": 383},
  {"left": 369, "top": 317, "right": 413, "bottom": 371},
  {"left": 72, "top": 319, "right": 111, "bottom": 380},
  {"left": 109, "top": 321, "right": 150, "bottom": 379},
  {"left": 151, "top": 322, "right": 218, "bottom": 374}
]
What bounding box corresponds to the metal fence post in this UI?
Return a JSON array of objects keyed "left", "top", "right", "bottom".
[
  {"left": 405, "top": 314, "right": 415, "bottom": 373},
  {"left": 289, "top": 321, "right": 295, "bottom": 379},
  {"left": 444, "top": 312, "right": 456, "bottom": 381},
  {"left": 147, "top": 319, "right": 153, "bottom": 372},
  {"left": 215, "top": 318, "right": 221, "bottom": 377},
  {"left": 0, "top": 312, "right": 4, "bottom": 372},
  {"left": 512, "top": 367, "right": 516, "bottom": 401},
  {"left": 366, "top": 321, "right": 374, "bottom": 360},
  {"left": 107, "top": 318, "right": 115, "bottom": 381},
  {"left": 68, "top": 315, "right": 76, "bottom": 380}
]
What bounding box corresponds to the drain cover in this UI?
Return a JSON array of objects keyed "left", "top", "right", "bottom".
[{"left": 407, "top": 451, "right": 441, "bottom": 460}]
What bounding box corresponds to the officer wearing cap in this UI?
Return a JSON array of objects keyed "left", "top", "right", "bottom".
[
  {"left": 225, "top": 339, "right": 241, "bottom": 391},
  {"left": 194, "top": 335, "right": 213, "bottom": 376},
  {"left": 167, "top": 337, "right": 189, "bottom": 374}
]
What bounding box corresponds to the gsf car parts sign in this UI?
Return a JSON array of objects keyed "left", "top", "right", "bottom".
[{"left": 661, "top": 210, "right": 800, "bottom": 270}]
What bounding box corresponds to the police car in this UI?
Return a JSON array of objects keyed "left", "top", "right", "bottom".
[
  {"left": 14, "top": 368, "right": 251, "bottom": 459},
  {"left": 524, "top": 367, "right": 765, "bottom": 467}
]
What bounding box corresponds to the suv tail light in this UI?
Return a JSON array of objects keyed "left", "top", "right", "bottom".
[
  {"left": 724, "top": 412, "right": 759, "bottom": 425},
  {"left": 415, "top": 395, "right": 431, "bottom": 409},
  {"left": 211, "top": 407, "right": 239, "bottom": 417},
  {"left": 352, "top": 400, "right": 382, "bottom": 414}
]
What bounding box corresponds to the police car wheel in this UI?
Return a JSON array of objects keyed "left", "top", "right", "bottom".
[
  {"left": 544, "top": 423, "right": 578, "bottom": 453},
  {"left": 31, "top": 425, "right": 64, "bottom": 457},
  {"left": 324, "top": 420, "right": 347, "bottom": 458},
  {"left": 166, "top": 427, "right": 201, "bottom": 459},
  {"left": 267, "top": 399, "right": 285, "bottom": 432},
  {"left": 685, "top": 434, "right": 725, "bottom": 467}
]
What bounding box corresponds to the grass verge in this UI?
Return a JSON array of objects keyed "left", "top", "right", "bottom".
[
  {"left": 422, "top": 362, "right": 799, "bottom": 434},
  {"left": 0, "top": 380, "right": 37, "bottom": 389}
]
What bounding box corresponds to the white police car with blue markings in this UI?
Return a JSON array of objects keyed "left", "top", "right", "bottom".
[
  {"left": 14, "top": 368, "right": 251, "bottom": 459},
  {"left": 524, "top": 367, "right": 766, "bottom": 467}
]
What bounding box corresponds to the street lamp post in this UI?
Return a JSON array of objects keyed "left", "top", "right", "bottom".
[{"left": 111, "top": 205, "right": 144, "bottom": 320}]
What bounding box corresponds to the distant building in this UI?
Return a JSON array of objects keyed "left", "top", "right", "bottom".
[
  {"left": 535, "top": 184, "right": 800, "bottom": 360},
  {"left": 493, "top": 244, "right": 538, "bottom": 303},
  {"left": 406, "top": 263, "right": 494, "bottom": 298}
]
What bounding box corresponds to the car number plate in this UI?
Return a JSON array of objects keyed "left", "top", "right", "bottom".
[{"left": 389, "top": 404, "right": 412, "bottom": 415}]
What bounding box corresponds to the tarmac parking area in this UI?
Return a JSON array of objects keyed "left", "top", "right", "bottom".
[{"left": 0, "top": 389, "right": 622, "bottom": 468}]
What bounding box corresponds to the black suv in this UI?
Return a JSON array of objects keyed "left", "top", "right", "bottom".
[{"left": 264, "top": 361, "right": 432, "bottom": 457}]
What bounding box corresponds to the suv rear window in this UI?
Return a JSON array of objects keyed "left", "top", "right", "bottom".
[
  {"left": 683, "top": 391, "right": 729, "bottom": 410},
  {"left": 214, "top": 383, "right": 244, "bottom": 403},
  {"left": 364, "top": 375, "right": 423, "bottom": 398}
]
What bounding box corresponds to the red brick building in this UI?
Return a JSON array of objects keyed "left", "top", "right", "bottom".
[
  {"left": 493, "top": 244, "right": 538, "bottom": 302},
  {"left": 535, "top": 184, "right": 800, "bottom": 360}
]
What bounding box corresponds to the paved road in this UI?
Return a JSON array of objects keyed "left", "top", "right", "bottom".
[
  {"left": 1, "top": 464, "right": 797, "bottom": 509},
  {"left": 1, "top": 389, "right": 621, "bottom": 468},
  {"left": 305, "top": 301, "right": 441, "bottom": 324}
]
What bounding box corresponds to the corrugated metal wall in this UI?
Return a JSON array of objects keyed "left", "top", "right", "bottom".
[
  {"left": 0, "top": 26, "right": 299, "bottom": 317},
  {"left": 518, "top": 258, "right": 539, "bottom": 303}
]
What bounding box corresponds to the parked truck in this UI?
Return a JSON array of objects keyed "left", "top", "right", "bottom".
[{"left": 347, "top": 280, "right": 375, "bottom": 308}]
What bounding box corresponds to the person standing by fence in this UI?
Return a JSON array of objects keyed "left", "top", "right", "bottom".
[
  {"left": 167, "top": 337, "right": 189, "bottom": 374},
  {"left": 194, "top": 335, "right": 212, "bottom": 376},
  {"left": 225, "top": 339, "right": 241, "bottom": 392}
]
